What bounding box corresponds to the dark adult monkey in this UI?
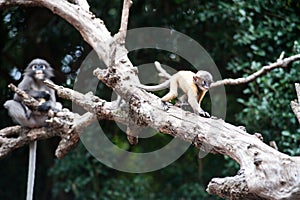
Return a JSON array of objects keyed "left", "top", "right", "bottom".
[
  {"left": 139, "top": 70, "right": 213, "bottom": 117},
  {"left": 4, "top": 58, "right": 61, "bottom": 127},
  {"left": 4, "top": 58, "right": 62, "bottom": 200}
]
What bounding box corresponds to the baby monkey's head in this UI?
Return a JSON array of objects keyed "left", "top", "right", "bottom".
[{"left": 193, "top": 70, "right": 213, "bottom": 91}]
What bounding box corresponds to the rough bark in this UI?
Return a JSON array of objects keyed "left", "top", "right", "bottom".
[
  {"left": 0, "top": 1, "right": 300, "bottom": 199},
  {"left": 291, "top": 83, "right": 300, "bottom": 124}
]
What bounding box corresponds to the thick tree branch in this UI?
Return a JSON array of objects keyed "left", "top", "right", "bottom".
[{"left": 207, "top": 173, "right": 267, "bottom": 200}]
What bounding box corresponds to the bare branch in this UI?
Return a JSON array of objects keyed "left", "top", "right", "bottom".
[
  {"left": 211, "top": 53, "right": 300, "bottom": 88},
  {"left": 8, "top": 83, "right": 40, "bottom": 109},
  {"left": 291, "top": 83, "right": 300, "bottom": 124},
  {"left": 154, "top": 61, "right": 172, "bottom": 79},
  {"left": 0, "top": 126, "right": 54, "bottom": 158},
  {"left": 0, "top": 0, "right": 36, "bottom": 6},
  {"left": 0, "top": 126, "right": 22, "bottom": 137},
  {"left": 67, "top": 0, "right": 90, "bottom": 11},
  {"left": 296, "top": 83, "right": 300, "bottom": 104},
  {"left": 140, "top": 54, "right": 300, "bottom": 91},
  {"left": 277, "top": 51, "right": 285, "bottom": 61},
  {"left": 207, "top": 173, "right": 267, "bottom": 200},
  {"left": 118, "top": 0, "right": 132, "bottom": 44},
  {"left": 44, "top": 80, "right": 116, "bottom": 120}
]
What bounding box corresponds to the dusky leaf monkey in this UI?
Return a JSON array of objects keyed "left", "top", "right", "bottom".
[
  {"left": 140, "top": 70, "right": 213, "bottom": 117},
  {"left": 4, "top": 58, "right": 62, "bottom": 200}
]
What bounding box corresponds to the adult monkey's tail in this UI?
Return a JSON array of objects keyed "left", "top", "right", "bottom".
[{"left": 26, "top": 141, "right": 37, "bottom": 200}]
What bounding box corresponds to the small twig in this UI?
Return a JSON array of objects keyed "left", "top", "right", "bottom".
[
  {"left": 277, "top": 51, "right": 285, "bottom": 61},
  {"left": 295, "top": 83, "right": 300, "bottom": 103},
  {"left": 76, "top": 0, "right": 89, "bottom": 11},
  {"left": 118, "top": 0, "right": 132, "bottom": 44},
  {"left": 211, "top": 53, "right": 300, "bottom": 88},
  {"left": 154, "top": 61, "right": 172, "bottom": 79},
  {"left": 8, "top": 83, "right": 40, "bottom": 109},
  {"left": 291, "top": 83, "right": 300, "bottom": 124},
  {"left": 269, "top": 141, "right": 278, "bottom": 150}
]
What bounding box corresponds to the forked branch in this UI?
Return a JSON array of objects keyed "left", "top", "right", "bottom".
[{"left": 291, "top": 83, "right": 300, "bottom": 124}]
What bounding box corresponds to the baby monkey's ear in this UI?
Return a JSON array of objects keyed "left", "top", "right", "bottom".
[{"left": 193, "top": 76, "right": 199, "bottom": 82}]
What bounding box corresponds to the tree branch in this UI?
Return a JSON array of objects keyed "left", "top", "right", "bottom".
[
  {"left": 7, "top": 83, "right": 40, "bottom": 109},
  {"left": 211, "top": 53, "right": 300, "bottom": 88},
  {"left": 0, "top": 0, "right": 36, "bottom": 6},
  {"left": 154, "top": 61, "right": 172, "bottom": 79},
  {"left": 118, "top": 0, "right": 132, "bottom": 44},
  {"left": 67, "top": 0, "right": 90, "bottom": 11},
  {"left": 139, "top": 53, "right": 300, "bottom": 90},
  {"left": 291, "top": 83, "right": 300, "bottom": 124}
]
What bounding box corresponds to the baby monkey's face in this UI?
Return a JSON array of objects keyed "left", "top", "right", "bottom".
[{"left": 193, "top": 70, "right": 213, "bottom": 91}]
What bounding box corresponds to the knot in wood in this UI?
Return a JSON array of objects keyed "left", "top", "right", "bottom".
[
  {"left": 253, "top": 155, "right": 262, "bottom": 166},
  {"left": 254, "top": 132, "right": 263, "bottom": 141},
  {"left": 253, "top": 151, "right": 262, "bottom": 167},
  {"left": 159, "top": 121, "right": 177, "bottom": 136},
  {"left": 94, "top": 68, "right": 120, "bottom": 88},
  {"left": 128, "top": 95, "right": 148, "bottom": 127},
  {"left": 192, "top": 134, "right": 204, "bottom": 148}
]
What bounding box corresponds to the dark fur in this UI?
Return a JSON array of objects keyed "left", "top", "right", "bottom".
[{"left": 4, "top": 58, "right": 61, "bottom": 128}]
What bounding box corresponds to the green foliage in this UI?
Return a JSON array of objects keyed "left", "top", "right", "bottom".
[
  {"left": 100, "top": 176, "right": 156, "bottom": 200},
  {"left": 171, "top": 182, "right": 209, "bottom": 200},
  {"left": 49, "top": 145, "right": 217, "bottom": 199},
  {"left": 49, "top": 144, "right": 107, "bottom": 200}
]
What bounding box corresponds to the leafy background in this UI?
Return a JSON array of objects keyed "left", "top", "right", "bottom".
[{"left": 0, "top": 0, "right": 299, "bottom": 199}]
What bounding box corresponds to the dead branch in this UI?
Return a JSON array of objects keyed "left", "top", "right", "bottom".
[
  {"left": 211, "top": 53, "right": 300, "bottom": 88},
  {"left": 8, "top": 83, "right": 40, "bottom": 109},
  {"left": 118, "top": 0, "right": 132, "bottom": 44},
  {"left": 140, "top": 55, "right": 300, "bottom": 89},
  {"left": 67, "top": 0, "right": 89, "bottom": 11},
  {"left": 154, "top": 61, "right": 172, "bottom": 79},
  {"left": 291, "top": 83, "right": 300, "bottom": 124}
]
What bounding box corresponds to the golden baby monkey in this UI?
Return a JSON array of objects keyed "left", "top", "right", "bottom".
[{"left": 140, "top": 70, "right": 213, "bottom": 117}]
